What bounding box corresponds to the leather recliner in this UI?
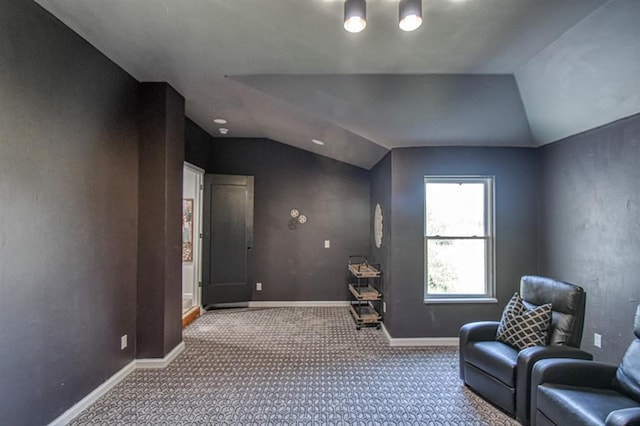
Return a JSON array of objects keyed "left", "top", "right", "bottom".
[
  {"left": 459, "top": 275, "right": 593, "bottom": 425},
  {"left": 531, "top": 304, "right": 640, "bottom": 426}
]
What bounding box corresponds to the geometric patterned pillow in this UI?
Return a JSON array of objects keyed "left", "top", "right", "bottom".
[
  {"left": 496, "top": 295, "right": 552, "bottom": 351},
  {"left": 496, "top": 292, "right": 525, "bottom": 338}
]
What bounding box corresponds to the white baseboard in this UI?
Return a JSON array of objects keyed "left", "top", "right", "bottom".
[
  {"left": 48, "top": 311, "right": 457, "bottom": 425},
  {"left": 136, "top": 342, "right": 185, "bottom": 369},
  {"left": 246, "top": 304, "right": 456, "bottom": 346},
  {"left": 48, "top": 342, "right": 185, "bottom": 426},
  {"left": 48, "top": 361, "right": 136, "bottom": 426},
  {"left": 381, "top": 323, "right": 458, "bottom": 347},
  {"left": 248, "top": 301, "right": 350, "bottom": 308}
]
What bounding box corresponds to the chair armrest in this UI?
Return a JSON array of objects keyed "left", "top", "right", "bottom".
[
  {"left": 606, "top": 408, "right": 640, "bottom": 426},
  {"left": 516, "top": 346, "right": 593, "bottom": 425},
  {"left": 459, "top": 321, "right": 499, "bottom": 381},
  {"left": 532, "top": 358, "right": 616, "bottom": 389},
  {"left": 530, "top": 359, "right": 617, "bottom": 426},
  {"left": 460, "top": 321, "right": 499, "bottom": 343}
]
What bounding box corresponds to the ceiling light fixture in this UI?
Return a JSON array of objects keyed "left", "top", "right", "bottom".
[
  {"left": 219, "top": 128, "right": 229, "bottom": 135},
  {"left": 311, "top": 139, "right": 325, "bottom": 146},
  {"left": 399, "top": 0, "right": 422, "bottom": 32},
  {"left": 213, "top": 118, "right": 227, "bottom": 124},
  {"left": 344, "top": 0, "right": 366, "bottom": 33}
]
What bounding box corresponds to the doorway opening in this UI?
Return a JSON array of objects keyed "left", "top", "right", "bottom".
[{"left": 182, "top": 162, "right": 204, "bottom": 325}]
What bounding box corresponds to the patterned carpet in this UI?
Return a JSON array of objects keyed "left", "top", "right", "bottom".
[{"left": 70, "top": 307, "right": 518, "bottom": 425}]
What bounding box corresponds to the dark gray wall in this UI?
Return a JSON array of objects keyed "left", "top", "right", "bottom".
[
  {"left": 184, "top": 118, "right": 211, "bottom": 171},
  {"left": 0, "top": 1, "right": 139, "bottom": 424},
  {"left": 385, "top": 147, "right": 539, "bottom": 338},
  {"left": 369, "top": 152, "right": 393, "bottom": 322},
  {"left": 538, "top": 113, "right": 640, "bottom": 364},
  {"left": 186, "top": 132, "right": 371, "bottom": 301},
  {"left": 137, "top": 83, "right": 184, "bottom": 358}
]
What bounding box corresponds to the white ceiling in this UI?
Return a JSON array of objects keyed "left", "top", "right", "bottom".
[{"left": 34, "top": 0, "right": 640, "bottom": 169}]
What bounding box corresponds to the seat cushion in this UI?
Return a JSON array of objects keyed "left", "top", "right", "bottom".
[
  {"left": 537, "top": 383, "right": 640, "bottom": 426},
  {"left": 464, "top": 340, "right": 518, "bottom": 387}
]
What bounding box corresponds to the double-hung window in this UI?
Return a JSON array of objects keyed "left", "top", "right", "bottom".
[{"left": 424, "top": 176, "right": 495, "bottom": 303}]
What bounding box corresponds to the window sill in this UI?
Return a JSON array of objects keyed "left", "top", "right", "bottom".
[{"left": 423, "top": 297, "right": 498, "bottom": 304}]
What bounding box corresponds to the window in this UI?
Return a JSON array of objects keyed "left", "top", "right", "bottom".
[{"left": 424, "top": 176, "right": 495, "bottom": 302}]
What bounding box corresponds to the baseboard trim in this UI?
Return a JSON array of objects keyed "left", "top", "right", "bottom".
[
  {"left": 382, "top": 323, "right": 458, "bottom": 347},
  {"left": 248, "top": 301, "right": 350, "bottom": 307},
  {"left": 205, "top": 302, "right": 248, "bottom": 309},
  {"left": 136, "top": 341, "right": 186, "bottom": 369},
  {"left": 48, "top": 342, "right": 185, "bottom": 426},
  {"left": 48, "top": 361, "right": 136, "bottom": 426}
]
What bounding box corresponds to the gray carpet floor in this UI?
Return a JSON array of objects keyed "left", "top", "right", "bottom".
[{"left": 70, "top": 307, "right": 518, "bottom": 425}]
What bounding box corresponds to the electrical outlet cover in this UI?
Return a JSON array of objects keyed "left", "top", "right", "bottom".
[{"left": 594, "top": 333, "right": 602, "bottom": 348}]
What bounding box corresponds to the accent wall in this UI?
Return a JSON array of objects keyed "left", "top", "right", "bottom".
[
  {"left": 538, "top": 113, "right": 640, "bottom": 364},
  {"left": 0, "top": 1, "right": 139, "bottom": 424}
]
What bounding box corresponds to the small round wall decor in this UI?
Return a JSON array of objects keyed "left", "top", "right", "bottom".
[{"left": 288, "top": 208, "right": 307, "bottom": 229}]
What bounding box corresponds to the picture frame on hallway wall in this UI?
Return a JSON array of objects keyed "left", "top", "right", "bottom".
[{"left": 182, "top": 199, "right": 193, "bottom": 262}]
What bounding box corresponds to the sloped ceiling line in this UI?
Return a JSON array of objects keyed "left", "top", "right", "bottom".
[{"left": 32, "top": 0, "right": 639, "bottom": 168}]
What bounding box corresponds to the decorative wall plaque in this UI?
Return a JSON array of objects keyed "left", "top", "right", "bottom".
[{"left": 374, "top": 203, "right": 383, "bottom": 248}]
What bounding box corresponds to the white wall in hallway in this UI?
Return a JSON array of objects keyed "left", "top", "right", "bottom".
[{"left": 182, "top": 163, "right": 203, "bottom": 304}]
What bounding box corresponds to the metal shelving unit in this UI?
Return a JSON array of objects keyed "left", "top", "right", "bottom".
[{"left": 347, "top": 255, "right": 382, "bottom": 330}]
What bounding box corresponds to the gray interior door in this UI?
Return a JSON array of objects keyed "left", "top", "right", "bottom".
[{"left": 202, "top": 174, "right": 254, "bottom": 309}]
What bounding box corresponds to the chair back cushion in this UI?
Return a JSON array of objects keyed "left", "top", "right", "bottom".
[
  {"left": 520, "top": 275, "right": 586, "bottom": 347},
  {"left": 614, "top": 305, "right": 640, "bottom": 402}
]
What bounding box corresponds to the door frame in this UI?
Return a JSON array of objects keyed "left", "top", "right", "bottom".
[{"left": 183, "top": 162, "right": 205, "bottom": 309}]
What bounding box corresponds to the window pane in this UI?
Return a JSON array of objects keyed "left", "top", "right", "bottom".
[
  {"left": 427, "top": 239, "right": 486, "bottom": 295},
  {"left": 426, "top": 182, "right": 485, "bottom": 236}
]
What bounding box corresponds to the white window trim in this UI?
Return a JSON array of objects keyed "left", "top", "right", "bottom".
[{"left": 423, "top": 175, "right": 496, "bottom": 304}]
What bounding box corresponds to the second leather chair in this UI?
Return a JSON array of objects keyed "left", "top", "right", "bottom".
[{"left": 459, "top": 275, "right": 592, "bottom": 425}]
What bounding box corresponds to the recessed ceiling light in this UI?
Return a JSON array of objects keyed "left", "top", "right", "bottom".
[
  {"left": 311, "top": 139, "right": 325, "bottom": 146},
  {"left": 213, "top": 118, "right": 227, "bottom": 124},
  {"left": 219, "top": 128, "right": 229, "bottom": 135}
]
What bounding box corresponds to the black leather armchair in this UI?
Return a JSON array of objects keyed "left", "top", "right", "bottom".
[
  {"left": 459, "top": 275, "right": 593, "bottom": 424},
  {"left": 531, "top": 305, "right": 640, "bottom": 426}
]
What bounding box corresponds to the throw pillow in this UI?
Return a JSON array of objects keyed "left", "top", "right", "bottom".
[
  {"left": 496, "top": 297, "right": 552, "bottom": 350},
  {"left": 496, "top": 292, "right": 525, "bottom": 338}
]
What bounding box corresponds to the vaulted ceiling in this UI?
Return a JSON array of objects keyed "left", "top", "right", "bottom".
[{"left": 35, "top": 0, "right": 640, "bottom": 169}]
